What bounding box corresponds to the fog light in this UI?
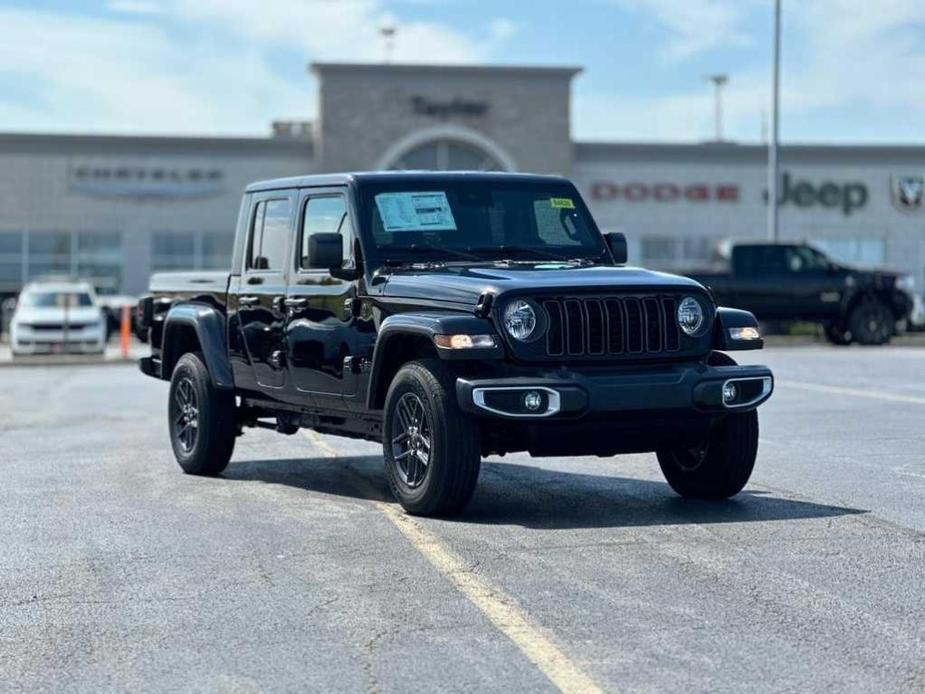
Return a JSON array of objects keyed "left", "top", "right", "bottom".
[
  {"left": 722, "top": 382, "right": 738, "bottom": 404},
  {"left": 523, "top": 391, "right": 543, "bottom": 411}
]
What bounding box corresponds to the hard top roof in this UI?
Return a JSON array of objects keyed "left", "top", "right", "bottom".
[{"left": 245, "top": 170, "right": 572, "bottom": 193}]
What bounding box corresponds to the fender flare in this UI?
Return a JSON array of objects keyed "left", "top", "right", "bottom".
[
  {"left": 712, "top": 306, "right": 764, "bottom": 351},
  {"left": 160, "top": 303, "right": 234, "bottom": 389},
  {"left": 366, "top": 312, "right": 502, "bottom": 410}
]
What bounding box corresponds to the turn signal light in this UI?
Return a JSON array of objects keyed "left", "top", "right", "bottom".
[
  {"left": 728, "top": 327, "right": 761, "bottom": 341},
  {"left": 434, "top": 334, "right": 497, "bottom": 349}
]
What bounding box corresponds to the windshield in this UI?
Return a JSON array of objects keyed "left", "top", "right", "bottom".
[
  {"left": 360, "top": 180, "right": 607, "bottom": 264},
  {"left": 21, "top": 291, "right": 94, "bottom": 308}
]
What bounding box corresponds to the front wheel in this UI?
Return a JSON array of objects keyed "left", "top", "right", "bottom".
[
  {"left": 383, "top": 359, "right": 481, "bottom": 516},
  {"left": 168, "top": 352, "right": 236, "bottom": 476},
  {"left": 656, "top": 410, "right": 759, "bottom": 499},
  {"left": 824, "top": 322, "right": 852, "bottom": 346},
  {"left": 848, "top": 299, "right": 893, "bottom": 345}
]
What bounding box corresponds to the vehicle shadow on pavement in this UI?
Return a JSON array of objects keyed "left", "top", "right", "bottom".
[
  {"left": 223, "top": 456, "right": 865, "bottom": 529},
  {"left": 466, "top": 462, "right": 866, "bottom": 529}
]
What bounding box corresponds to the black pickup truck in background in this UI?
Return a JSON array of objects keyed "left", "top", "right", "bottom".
[{"left": 688, "top": 242, "right": 916, "bottom": 345}]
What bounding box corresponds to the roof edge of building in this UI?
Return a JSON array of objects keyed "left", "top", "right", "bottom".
[
  {"left": 574, "top": 140, "right": 925, "bottom": 157},
  {"left": 0, "top": 131, "right": 314, "bottom": 154},
  {"left": 310, "top": 61, "right": 582, "bottom": 78}
]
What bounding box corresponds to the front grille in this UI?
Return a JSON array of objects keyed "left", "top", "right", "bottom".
[
  {"left": 542, "top": 295, "right": 682, "bottom": 357},
  {"left": 28, "top": 323, "right": 91, "bottom": 331}
]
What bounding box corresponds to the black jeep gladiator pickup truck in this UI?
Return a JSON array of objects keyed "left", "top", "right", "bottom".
[
  {"left": 688, "top": 242, "right": 916, "bottom": 345},
  {"left": 138, "top": 172, "right": 774, "bottom": 516}
]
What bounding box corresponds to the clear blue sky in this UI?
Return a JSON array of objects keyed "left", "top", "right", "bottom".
[{"left": 1, "top": 0, "right": 923, "bottom": 143}]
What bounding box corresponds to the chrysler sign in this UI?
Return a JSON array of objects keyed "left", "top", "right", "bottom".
[{"left": 69, "top": 165, "right": 225, "bottom": 199}]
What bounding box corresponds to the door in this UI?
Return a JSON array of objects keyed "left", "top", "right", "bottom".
[
  {"left": 284, "top": 190, "right": 359, "bottom": 405},
  {"left": 781, "top": 245, "right": 843, "bottom": 319},
  {"left": 234, "top": 191, "right": 295, "bottom": 392},
  {"left": 732, "top": 244, "right": 837, "bottom": 320}
]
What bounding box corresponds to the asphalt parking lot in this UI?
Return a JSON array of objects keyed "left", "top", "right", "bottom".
[{"left": 1, "top": 345, "right": 923, "bottom": 693}]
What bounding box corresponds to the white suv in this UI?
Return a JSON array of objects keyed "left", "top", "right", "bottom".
[{"left": 10, "top": 281, "right": 107, "bottom": 356}]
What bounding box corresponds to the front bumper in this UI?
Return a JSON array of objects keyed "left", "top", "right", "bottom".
[
  {"left": 11, "top": 327, "right": 106, "bottom": 355},
  {"left": 457, "top": 363, "right": 774, "bottom": 420}
]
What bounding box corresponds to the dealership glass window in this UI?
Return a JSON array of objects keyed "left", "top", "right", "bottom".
[
  {"left": 77, "top": 232, "right": 123, "bottom": 291},
  {"left": 152, "top": 232, "right": 195, "bottom": 271},
  {"left": 813, "top": 238, "right": 885, "bottom": 266},
  {"left": 300, "top": 196, "right": 352, "bottom": 269},
  {"left": 0, "top": 232, "right": 23, "bottom": 287},
  {"left": 27, "top": 231, "right": 71, "bottom": 278},
  {"left": 389, "top": 140, "right": 503, "bottom": 171},
  {"left": 682, "top": 237, "right": 722, "bottom": 264},
  {"left": 202, "top": 232, "right": 234, "bottom": 269},
  {"left": 640, "top": 237, "right": 679, "bottom": 266}
]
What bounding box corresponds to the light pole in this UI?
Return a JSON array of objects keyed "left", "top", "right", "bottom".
[
  {"left": 768, "top": 0, "right": 781, "bottom": 242},
  {"left": 380, "top": 25, "right": 396, "bottom": 63},
  {"left": 707, "top": 74, "right": 729, "bottom": 141}
]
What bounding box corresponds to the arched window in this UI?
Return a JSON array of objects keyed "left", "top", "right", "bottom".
[{"left": 388, "top": 140, "right": 505, "bottom": 172}]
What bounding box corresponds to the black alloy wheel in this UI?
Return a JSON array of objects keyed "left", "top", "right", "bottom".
[
  {"left": 168, "top": 352, "right": 236, "bottom": 476},
  {"left": 173, "top": 376, "right": 200, "bottom": 454},
  {"left": 390, "top": 392, "right": 433, "bottom": 488}
]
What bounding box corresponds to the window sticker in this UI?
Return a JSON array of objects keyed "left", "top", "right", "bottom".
[
  {"left": 375, "top": 192, "right": 457, "bottom": 232},
  {"left": 550, "top": 197, "right": 576, "bottom": 209}
]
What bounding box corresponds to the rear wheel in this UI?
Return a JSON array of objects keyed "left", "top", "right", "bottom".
[
  {"left": 848, "top": 298, "right": 893, "bottom": 345},
  {"left": 657, "top": 409, "right": 759, "bottom": 499},
  {"left": 168, "top": 352, "right": 236, "bottom": 476},
  {"left": 383, "top": 359, "right": 481, "bottom": 516}
]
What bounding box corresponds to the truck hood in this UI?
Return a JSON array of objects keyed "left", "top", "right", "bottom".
[{"left": 380, "top": 263, "right": 706, "bottom": 306}]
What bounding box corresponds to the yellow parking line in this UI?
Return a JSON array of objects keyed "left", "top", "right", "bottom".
[
  {"left": 781, "top": 380, "right": 925, "bottom": 406},
  {"left": 305, "top": 431, "right": 604, "bottom": 694}
]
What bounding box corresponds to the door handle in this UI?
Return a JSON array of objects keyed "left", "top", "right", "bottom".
[
  {"left": 284, "top": 297, "right": 308, "bottom": 309},
  {"left": 239, "top": 296, "right": 259, "bottom": 307}
]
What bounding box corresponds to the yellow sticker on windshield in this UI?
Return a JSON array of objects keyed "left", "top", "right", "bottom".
[{"left": 550, "top": 197, "right": 575, "bottom": 209}]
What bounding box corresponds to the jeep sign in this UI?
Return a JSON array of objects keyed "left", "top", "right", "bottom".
[{"left": 768, "top": 172, "right": 868, "bottom": 216}]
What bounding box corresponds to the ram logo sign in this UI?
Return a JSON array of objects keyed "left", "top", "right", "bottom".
[{"left": 891, "top": 175, "right": 924, "bottom": 212}]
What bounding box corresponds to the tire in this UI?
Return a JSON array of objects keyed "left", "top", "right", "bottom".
[
  {"left": 657, "top": 409, "right": 759, "bottom": 499},
  {"left": 824, "top": 322, "right": 852, "bottom": 346},
  {"left": 383, "top": 359, "right": 481, "bottom": 516},
  {"left": 848, "top": 298, "right": 893, "bottom": 345},
  {"left": 168, "top": 352, "right": 236, "bottom": 476}
]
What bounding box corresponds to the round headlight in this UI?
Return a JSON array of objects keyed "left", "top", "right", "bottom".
[
  {"left": 677, "top": 296, "right": 705, "bottom": 336},
  {"left": 503, "top": 299, "right": 539, "bottom": 341}
]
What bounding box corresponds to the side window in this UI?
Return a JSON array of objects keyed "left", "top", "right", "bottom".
[
  {"left": 247, "top": 201, "right": 267, "bottom": 270},
  {"left": 787, "top": 246, "right": 828, "bottom": 272},
  {"left": 248, "top": 198, "right": 291, "bottom": 271},
  {"left": 739, "top": 246, "right": 787, "bottom": 275},
  {"left": 300, "top": 196, "right": 352, "bottom": 270}
]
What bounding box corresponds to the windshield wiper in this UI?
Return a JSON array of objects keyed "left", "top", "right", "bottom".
[
  {"left": 467, "top": 245, "right": 592, "bottom": 263},
  {"left": 380, "top": 243, "right": 482, "bottom": 262}
]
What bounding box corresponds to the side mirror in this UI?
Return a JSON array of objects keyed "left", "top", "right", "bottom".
[
  {"left": 306, "top": 232, "right": 344, "bottom": 270},
  {"left": 603, "top": 232, "right": 628, "bottom": 264}
]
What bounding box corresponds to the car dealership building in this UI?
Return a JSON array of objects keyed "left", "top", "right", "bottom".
[{"left": 1, "top": 61, "right": 923, "bottom": 297}]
